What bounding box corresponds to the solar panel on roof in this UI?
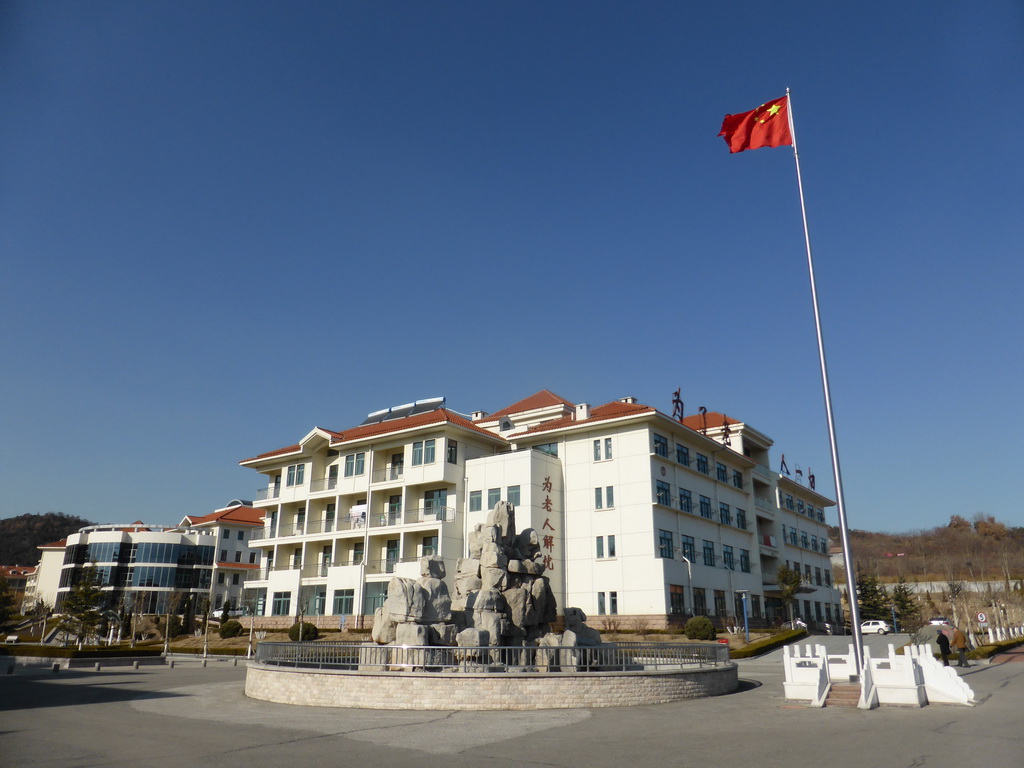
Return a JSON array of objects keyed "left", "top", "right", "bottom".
[{"left": 360, "top": 397, "right": 446, "bottom": 425}]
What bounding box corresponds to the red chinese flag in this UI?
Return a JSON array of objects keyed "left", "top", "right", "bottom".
[{"left": 718, "top": 96, "right": 792, "bottom": 153}]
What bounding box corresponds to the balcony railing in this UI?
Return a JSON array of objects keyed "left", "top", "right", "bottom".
[
  {"left": 310, "top": 477, "right": 339, "bottom": 493},
  {"left": 255, "top": 487, "right": 280, "bottom": 502},
  {"left": 371, "top": 465, "right": 405, "bottom": 484},
  {"left": 301, "top": 562, "right": 332, "bottom": 579},
  {"left": 754, "top": 496, "right": 776, "bottom": 513},
  {"left": 405, "top": 506, "right": 456, "bottom": 524}
]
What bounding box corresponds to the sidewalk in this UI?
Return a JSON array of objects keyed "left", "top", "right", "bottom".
[{"left": 1, "top": 650, "right": 1022, "bottom": 768}]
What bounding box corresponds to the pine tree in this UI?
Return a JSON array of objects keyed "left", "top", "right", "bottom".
[
  {"left": 56, "top": 565, "right": 105, "bottom": 648},
  {"left": 856, "top": 571, "right": 891, "bottom": 622},
  {"left": 891, "top": 575, "right": 921, "bottom": 632},
  {"left": 0, "top": 576, "right": 19, "bottom": 633}
]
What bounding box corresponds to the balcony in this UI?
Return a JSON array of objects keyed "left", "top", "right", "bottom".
[
  {"left": 300, "top": 562, "right": 332, "bottom": 579},
  {"left": 255, "top": 486, "right": 280, "bottom": 502},
  {"left": 309, "top": 477, "right": 339, "bottom": 494},
  {"left": 368, "top": 506, "right": 456, "bottom": 528},
  {"left": 371, "top": 465, "right": 405, "bottom": 484},
  {"left": 752, "top": 463, "right": 774, "bottom": 482}
]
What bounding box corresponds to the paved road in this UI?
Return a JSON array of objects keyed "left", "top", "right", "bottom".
[{"left": 2, "top": 653, "right": 1022, "bottom": 768}]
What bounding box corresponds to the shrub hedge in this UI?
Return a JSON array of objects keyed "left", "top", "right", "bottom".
[{"left": 729, "top": 628, "right": 808, "bottom": 659}]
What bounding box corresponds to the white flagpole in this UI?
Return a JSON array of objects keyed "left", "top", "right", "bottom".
[{"left": 786, "top": 88, "right": 865, "bottom": 676}]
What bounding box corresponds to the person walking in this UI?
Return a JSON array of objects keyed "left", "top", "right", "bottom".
[
  {"left": 952, "top": 626, "right": 970, "bottom": 668},
  {"left": 936, "top": 629, "right": 951, "bottom": 666}
]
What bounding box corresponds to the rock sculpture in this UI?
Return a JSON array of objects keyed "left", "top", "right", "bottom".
[{"left": 370, "top": 501, "right": 600, "bottom": 660}]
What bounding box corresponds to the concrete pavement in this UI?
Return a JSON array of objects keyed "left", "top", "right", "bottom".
[{"left": 2, "top": 652, "right": 1022, "bottom": 768}]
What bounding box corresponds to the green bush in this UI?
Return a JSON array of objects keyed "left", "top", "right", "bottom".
[
  {"left": 218, "top": 619, "right": 244, "bottom": 639},
  {"left": 288, "top": 622, "right": 319, "bottom": 642},
  {"left": 730, "top": 628, "right": 808, "bottom": 658},
  {"left": 683, "top": 616, "right": 717, "bottom": 641}
]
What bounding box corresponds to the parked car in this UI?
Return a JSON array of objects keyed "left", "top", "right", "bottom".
[
  {"left": 928, "top": 617, "right": 951, "bottom": 626},
  {"left": 861, "top": 620, "right": 892, "bottom": 635}
]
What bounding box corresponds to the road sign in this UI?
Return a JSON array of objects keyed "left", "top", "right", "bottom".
[{"left": 976, "top": 611, "right": 987, "bottom": 623}]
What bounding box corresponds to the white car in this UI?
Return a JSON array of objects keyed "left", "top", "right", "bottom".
[{"left": 861, "top": 620, "right": 892, "bottom": 635}]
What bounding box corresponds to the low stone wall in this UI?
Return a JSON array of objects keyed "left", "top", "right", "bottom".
[{"left": 245, "top": 662, "right": 738, "bottom": 710}]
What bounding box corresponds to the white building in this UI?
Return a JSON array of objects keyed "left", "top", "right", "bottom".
[
  {"left": 178, "top": 502, "right": 265, "bottom": 612},
  {"left": 240, "top": 390, "right": 841, "bottom": 630},
  {"left": 55, "top": 523, "right": 216, "bottom": 615}
]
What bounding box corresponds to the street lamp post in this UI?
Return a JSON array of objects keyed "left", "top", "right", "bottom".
[
  {"left": 736, "top": 590, "right": 750, "bottom": 644},
  {"left": 678, "top": 554, "right": 693, "bottom": 616}
]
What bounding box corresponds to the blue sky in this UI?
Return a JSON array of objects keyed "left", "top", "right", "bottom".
[{"left": 2, "top": 2, "right": 1021, "bottom": 534}]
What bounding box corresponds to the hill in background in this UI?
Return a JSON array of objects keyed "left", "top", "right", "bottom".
[
  {"left": 831, "top": 514, "right": 1024, "bottom": 584},
  {"left": 0, "top": 513, "right": 95, "bottom": 565}
]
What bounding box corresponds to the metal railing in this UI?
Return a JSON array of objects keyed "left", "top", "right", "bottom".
[
  {"left": 310, "top": 478, "right": 339, "bottom": 493},
  {"left": 254, "top": 640, "right": 730, "bottom": 673},
  {"left": 255, "top": 487, "right": 280, "bottom": 501},
  {"left": 371, "top": 466, "right": 405, "bottom": 483}
]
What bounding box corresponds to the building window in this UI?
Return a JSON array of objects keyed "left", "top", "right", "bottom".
[
  {"left": 801, "top": 531, "right": 809, "bottom": 548},
  {"left": 716, "top": 462, "right": 728, "bottom": 482},
  {"left": 596, "top": 536, "right": 605, "bottom": 559},
  {"left": 535, "top": 442, "right": 558, "bottom": 457},
  {"left": 424, "top": 489, "right": 447, "bottom": 514},
  {"left": 344, "top": 453, "right": 365, "bottom": 477},
  {"left": 804, "top": 564, "right": 812, "bottom": 582},
  {"left": 249, "top": 552, "right": 257, "bottom": 564},
  {"left": 653, "top": 433, "right": 669, "bottom": 457},
  {"left": 740, "top": 549, "right": 751, "bottom": 573},
  {"left": 217, "top": 572, "right": 225, "bottom": 585},
  {"left": 693, "top": 588, "right": 707, "bottom": 615},
  {"left": 714, "top": 590, "right": 727, "bottom": 616},
  {"left": 286, "top": 464, "right": 305, "bottom": 487},
  {"left": 597, "top": 592, "right": 606, "bottom": 615},
  {"left": 333, "top": 589, "right": 354, "bottom": 615},
  {"left": 679, "top": 488, "right": 692, "bottom": 514},
  {"left": 594, "top": 438, "right": 612, "bottom": 461},
  {"left": 719, "top": 503, "right": 731, "bottom": 526},
  {"left": 605, "top": 486, "right": 614, "bottom": 507},
  {"left": 595, "top": 488, "right": 604, "bottom": 509},
  {"left": 447, "top": 440, "right": 458, "bottom": 464},
  {"left": 658, "top": 530, "right": 674, "bottom": 559},
  {"left": 723, "top": 545, "right": 734, "bottom": 570},
  {"left": 222, "top": 529, "right": 230, "bottom": 538},
  {"left": 680, "top": 535, "right": 695, "bottom": 561},
  {"left": 232, "top": 573, "right": 240, "bottom": 585},
  {"left": 352, "top": 542, "right": 364, "bottom": 565},
  {"left": 784, "top": 494, "right": 794, "bottom": 510},
  {"left": 696, "top": 454, "right": 709, "bottom": 474},
  {"left": 655, "top": 481, "right": 671, "bottom": 506},
  {"left": 703, "top": 540, "right": 716, "bottom": 567},
  {"left": 234, "top": 551, "right": 241, "bottom": 562},
  {"left": 732, "top": 469, "right": 743, "bottom": 489},
  {"left": 487, "top": 488, "right": 500, "bottom": 509},
  {"left": 221, "top": 549, "right": 227, "bottom": 561},
  {"left": 237, "top": 530, "right": 245, "bottom": 541},
  {"left": 412, "top": 439, "right": 436, "bottom": 466},
  {"left": 735, "top": 509, "right": 747, "bottom": 530},
  {"left": 272, "top": 591, "right": 291, "bottom": 616},
  {"left": 469, "top": 491, "right": 482, "bottom": 512},
  {"left": 423, "top": 535, "right": 438, "bottom": 557},
  {"left": 815, "top": 567, "right": 822, "bottom": 586},
  {"left": 676, "top": 444, "right": 690, "bottom": 466},
  {"left": 752, "top": 594, "right": 762, "bottom": 618},
  {"left": 811, "top": 535, "right": 818, "bottom": 551},
  {"left": 607, "top": 534, "right": 616, "bottom": 557},
  {"left": 505, "top": 485, "right": 520, "bottom": 507},
  {"left": 609, "top": 591, "right": 618, "bottom": 615},
  {"left": 825, "top": 570, "right": 832, "bottom": 587},
  {"left": 669, "top": 585, "right": 686, "bottom": 615},
  {"left": 699, "top": 495, "right": 712, "bottom": 519}
]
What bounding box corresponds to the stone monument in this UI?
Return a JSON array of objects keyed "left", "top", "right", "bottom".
[{"left": 370, "top": 501, "right": 600, "bottom": 656}]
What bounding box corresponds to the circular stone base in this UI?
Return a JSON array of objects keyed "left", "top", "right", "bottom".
[{"left": 245, "top": 663, "right": 738, "bottom": 709}]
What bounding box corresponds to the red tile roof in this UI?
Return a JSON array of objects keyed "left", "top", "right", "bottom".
[
  {"left": 482, "top": 389, "right": 575, "bottom": 422},
  {"left": 0, "top": 565, "right": 36, "bottom": 578},
  {"left": 327, "top": 408, "right": 505, "bottom": 446},
  {"left": 241, "top": 443, "right": 302, "bottom": 463},
  {"left": 681, "top": 411, "right": 741, "bottom": 431},
  {"left": 242, "top": 409, "right": 506, "bottom": 465},
  {"left": 40, "top": 539, "right": 67, "bottom": 549},
  {"left": 182, "top": 506, "right": 266, "bottom": 527},
  {"left": 511, "top": 399, "right": 656, "bottom": 436}
]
